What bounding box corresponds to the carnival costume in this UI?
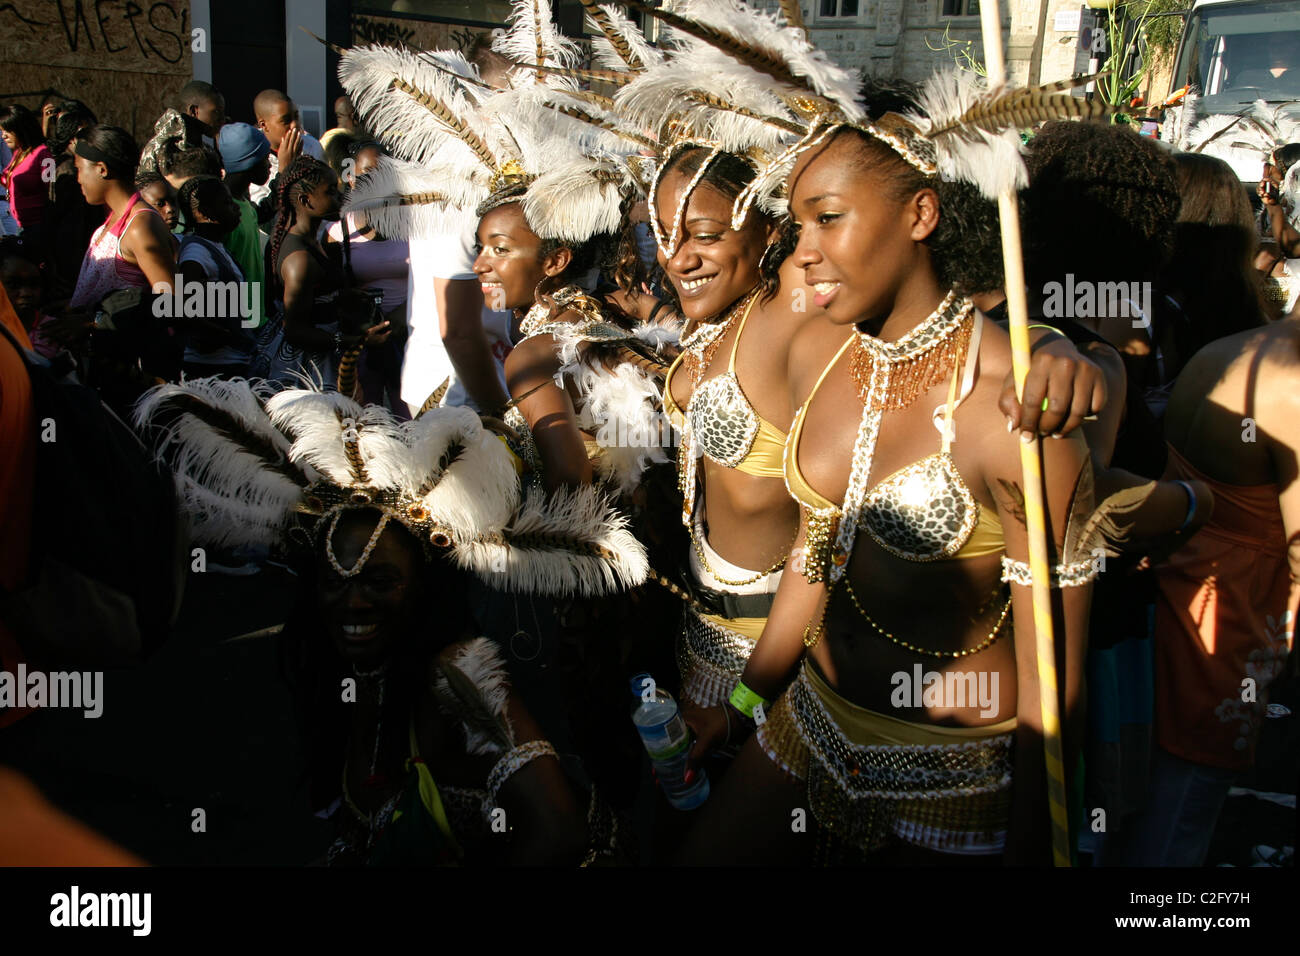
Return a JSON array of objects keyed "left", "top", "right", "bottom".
[
  {"left": 133, "top": 376, "right": 647, "bottom": 862},
  {"left": 333, "top": 6, "right": 681, "bottom": 494},
  {"left": 591, "top": 0, "right": 1113, "bottom": 850}
]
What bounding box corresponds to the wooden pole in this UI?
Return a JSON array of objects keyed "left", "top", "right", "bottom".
[{"left": 978, "top": 0, "right": 1073, "bottom": 868}]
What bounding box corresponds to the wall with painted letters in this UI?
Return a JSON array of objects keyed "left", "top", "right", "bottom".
[{"left": 0, "top": 0, "right": 193, "bottom": 143}]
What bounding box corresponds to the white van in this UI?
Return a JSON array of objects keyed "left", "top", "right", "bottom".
[{"left": 1170, "top": 0, "right": 1300, "bottom": 179}]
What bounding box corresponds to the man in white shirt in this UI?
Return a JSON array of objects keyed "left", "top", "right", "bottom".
[
  {"left": 401, "top": 226, "right": 514, "bottom": 417},
  {"left": 248, "top": 89, "right": 326, "bottom": 209}
]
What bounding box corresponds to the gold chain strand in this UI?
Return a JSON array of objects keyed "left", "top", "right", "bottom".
[
  {"left": 690, "top": 517, "right": 797, "bottom": 587},
  {"left": 842, "top": 577, "right": 1011, "bottom": 659}
]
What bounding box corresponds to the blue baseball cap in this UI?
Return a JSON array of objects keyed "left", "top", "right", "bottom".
[{"left": 217, "top": 123, "right": 271, "bottom": 174}]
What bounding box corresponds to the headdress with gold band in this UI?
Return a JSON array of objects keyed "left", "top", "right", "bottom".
[
  {"left": 133, "top": 378, "right": 648, "bottom": 596},
  {"left": 335, "top": 0, "right": 653, "bottom": 246},
  {"left": 597, "top": 0, "right": 1108, "bottom": 264}
]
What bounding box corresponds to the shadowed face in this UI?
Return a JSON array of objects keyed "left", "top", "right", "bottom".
[
  {"left": 653, "top": 165, "right": 772, "bottom": 323},
  {"left": 318, "top": 511, "right": 423, "bottom": 666},
  {"left": 139, "top": 180, "right": 180, "bottom": 230},
  {"left": 189, "top": 95, "right": 227, "bottom": 137}
]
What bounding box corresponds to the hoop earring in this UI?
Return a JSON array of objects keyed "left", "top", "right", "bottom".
[{"left": 757, "top": 239, "right": 780, "bottom": 277}]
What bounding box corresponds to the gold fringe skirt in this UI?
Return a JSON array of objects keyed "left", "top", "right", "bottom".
[{"left": 757, "top": 660, "right": 1017, "bottom": 856}]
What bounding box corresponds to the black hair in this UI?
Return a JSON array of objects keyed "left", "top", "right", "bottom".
[
  {"left": 347, "top": 139, "right": 384, "bottom": 160},
  {"left": 50, "top": 100, "right": 96, "bottom": 155},
  {"left": 78, "top": 125, "right": 140, "bottom": 181},
  {"left": 1274, "top": 143, "right": 1300, "bottom": 176},
  {"left": 1021, "top": 120, "right": 1180, "bottom": 290},
  {"left": 133, "top": 165, "right": 166, "bottom": 192},
  {"left": 176, "top": 80, "right": 222, "bottom": 111},
  {"left": 0, "top": 105, "right": 44, "bottom": 151},
  {"left": 825, "top": 125, "right": 1004, "bottom": 295},
  {"left": 269, "top": 156, "right": 337, "bottom": 283},
  {"left": 159, "top": 142, "right": 223, "bottom": 180},
  {"left": 177, "top": 174, "right": 228, "bottom": 227}
]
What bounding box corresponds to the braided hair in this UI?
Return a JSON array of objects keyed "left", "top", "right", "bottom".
[
  {"left": 177, "top": 174, "right": 224, "bottom": 229},
  {"left": 269, "top": 156, "right": 336, "bottom": 288}
]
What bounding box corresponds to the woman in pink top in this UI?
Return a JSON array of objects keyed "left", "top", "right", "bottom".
[
  {"left": 68, "top": 126, "right": 176, "bottom": 310},
  {"left": 0, "top": 106, "right": 51, "bottom": 233}
]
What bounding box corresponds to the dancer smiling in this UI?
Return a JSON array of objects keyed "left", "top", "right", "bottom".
[{"left": 677, "top": 71, "right": 1106, "bottom": 864}]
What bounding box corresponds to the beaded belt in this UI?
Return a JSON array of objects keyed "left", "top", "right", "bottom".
[
  {"left": 761, "top": 666, "right": 1014, "bottom": 855},
  {"left": 676, "top": 606, "right": 758, "bottom": 708}
]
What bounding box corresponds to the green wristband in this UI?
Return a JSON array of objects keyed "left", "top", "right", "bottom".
[
  {"left": 1027, "top": 323, "right": 1061, "bottom": 336},
  {"left": 729, "top": 681, "right": 769, "bottom": 720}
]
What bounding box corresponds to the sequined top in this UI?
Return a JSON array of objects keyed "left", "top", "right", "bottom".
[
  {"left": 785, "top": 314, "right": 1003, "bottom": 565},
  {"left": 662, "top": 294, "right": 787, "bottom": 478}
]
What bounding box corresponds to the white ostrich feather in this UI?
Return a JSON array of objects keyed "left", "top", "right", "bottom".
[
  {"left": 454, "top": 484, "right": 648, "bottom": 595},
  {"left": 588, "top": 3, "right": 665, "bottom": 71},
  {"left": 664, "top": 0, "right": 863, "bottom": 120},
  {"left": 569, "top": 361, "right": 672, "bottom": 493},
  {"left": 1188, "top": 101, "right": 1300, "bottom": 160},
  {"left": 632, "top": 315, "right": 682, "bottom": 352},
  {"left": 407, "top": 407, "right": 521, "bottom": 540},
  {"left": 133, "top": 379, "right": 309, "bottom": 550},
  {"left": 434, "top": 637, "right": 515, "bottom": 755},
  {"left": 911, "top": 70, "right": 1026, "bottom": 199},
  {"left": 342, "top": 155, "right": 484, "bottom": 240},
  {"left": 522, "top": 156, "right": 636, "bottom": 242},
  {"left": 494, "top": 0, "right": 582, "bottom": 74},
  {"left": 339, "top": 44, "right": 498, "bottom": 171},
  {"left": 1284, "top": 162, "right": 1300, "bottom": 231},
  {"left": 614, "top": 59, "right": 796, "bottom": 155}
]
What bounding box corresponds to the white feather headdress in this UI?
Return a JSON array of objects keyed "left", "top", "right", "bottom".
[{"left": 134, "top": 379, "right": 648, "bottom": 596}]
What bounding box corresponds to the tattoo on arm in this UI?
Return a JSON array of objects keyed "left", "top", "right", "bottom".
[{"left": 997, "top": 479, "right": 1028, "bottom": 529}]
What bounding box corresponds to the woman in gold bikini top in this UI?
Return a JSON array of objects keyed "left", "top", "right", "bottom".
[{"left": 678, "top": 121, "right": 1097, "bottom": 866}]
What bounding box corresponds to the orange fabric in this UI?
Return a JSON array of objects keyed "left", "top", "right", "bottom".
[
  {"left": 0, "top": 284, "right": 35, "bottom": 728},
  {"left": 0, "top": 768, "right": 143, "bottom": 865},
  {"left": 1154, "top": 444, "right": 1292, "bottom": 771}
]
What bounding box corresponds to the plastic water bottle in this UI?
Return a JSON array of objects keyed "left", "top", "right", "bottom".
[{"left": 630, "top": 674, "right": 710, "bottom": 810}]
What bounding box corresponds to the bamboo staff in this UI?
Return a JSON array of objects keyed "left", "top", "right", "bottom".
[{"left": 977, "top": 1, "right": 1072, "bottom": 867}]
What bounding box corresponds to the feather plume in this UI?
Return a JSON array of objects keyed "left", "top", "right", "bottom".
[
  {"left": 341, "top": 155, "right": 480, "bottom": 241},
  {"left": 494, "top": 0, "right": 582, "bottom": 75},
  {"left": 910, "top": 71, "right": 1031, "bottom": 198},
  {"left": 522, "top": 157, "right": 637, "bottom": 242},
  {"left": 614, "top": 61, "right": 798, "bottom": 155},
  {"left": 132, "top": 379, "right": 311, "bottom": 549},
  {"left": 506, "top": 61, "right": 635, "bottom": 86},
  {"left": 565, "top": 359, "right": 672, "bottom": 493},
  {"left": 435, "top": 638, "right": 515, "bottom": 754},
  {"left": 454, "top": 485, "right": 648, "bottom": 595},
  {"left": 622, "top": 0, "right": 861, "bottom": 117},
  {"left": 406, "top": 407, "right": 521, "bottom": 540},
  {"left": 339, "top": 45, "right": 498, "bottom": 170},
  {"left": 585, "top": 2, "right": 665, "bottom": 72}
]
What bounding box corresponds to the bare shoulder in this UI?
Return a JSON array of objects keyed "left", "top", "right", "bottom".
[
  {"left": 788, "top": 316, "right": 847, "bottom": 405},
  {"left": 505, "top": 331, "right": 561, "bottom": 377}
]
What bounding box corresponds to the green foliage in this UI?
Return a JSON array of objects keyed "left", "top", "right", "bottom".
[{"left": 1140, "top": 0, "right": 1189, "bottom": 60}]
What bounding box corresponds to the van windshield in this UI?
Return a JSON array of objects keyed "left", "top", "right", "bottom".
[{"left": 1176, "top": 0, "right": 1300, "bottom": 107}]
